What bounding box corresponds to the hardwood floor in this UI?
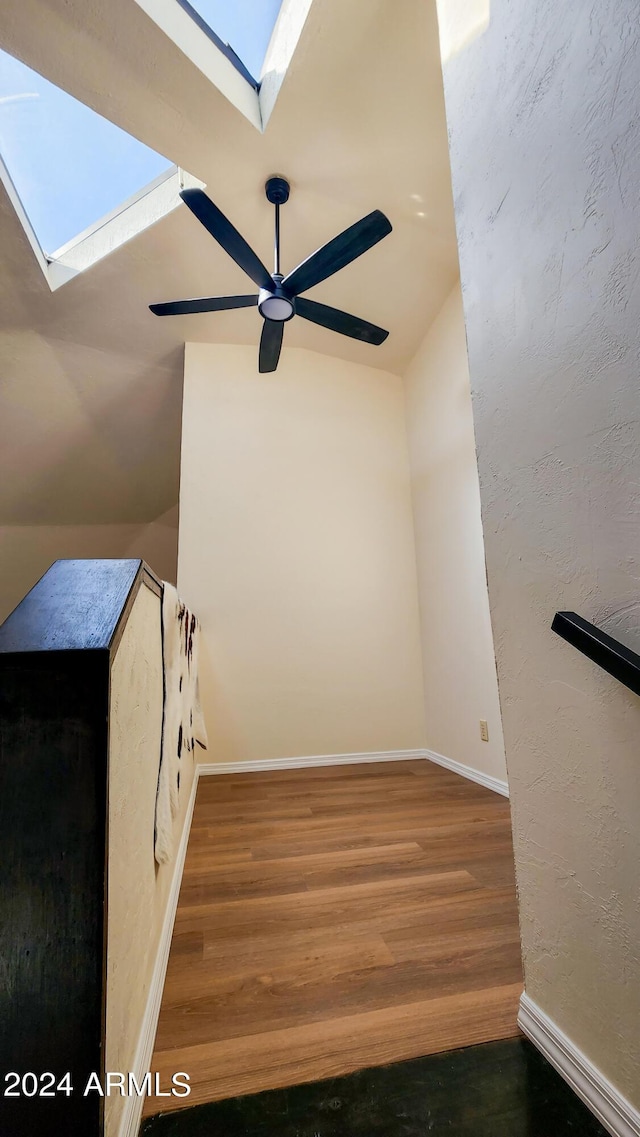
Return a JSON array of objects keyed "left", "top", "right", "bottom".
[{"left": 143, "top": 760, "right": 522, "bottom": 1116}]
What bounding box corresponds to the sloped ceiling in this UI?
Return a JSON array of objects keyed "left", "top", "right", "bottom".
[{"left": 0, "top": 0, "right": 458, "bottom": 525}]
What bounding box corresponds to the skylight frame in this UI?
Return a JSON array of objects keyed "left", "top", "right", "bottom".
[
  {"left": 0, "top": 157, "right": 204, "bottom": 291},
  {"left": 0, "top": 0, "right": 315, "bottom": 289},
  {"left": 174, "top": 0, "right": 260, "bottom": 89},
  {"left": 49, "top": 166, "right": 205, "bottom": 283},
  {"left": 0, "top": 44, "right": 181, "bottom": 257},
  {"left": 131, "top": 0, "right": 262, "bottom": 129},
  {"left": 132, "top": 0, "right": 315, "bottom": 132}
]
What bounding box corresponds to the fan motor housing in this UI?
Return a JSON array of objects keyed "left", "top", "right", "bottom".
[{"left": 258, "top": 275, "right": 295, "bottom": 322}]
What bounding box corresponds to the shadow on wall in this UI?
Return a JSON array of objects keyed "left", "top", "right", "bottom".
[{"left": 0, "top": 516, "right": 178, "bottom": 624}]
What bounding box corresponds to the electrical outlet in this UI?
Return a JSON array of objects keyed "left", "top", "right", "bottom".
[{"left": 480, "top": 719, "right": 489, "bottom": 742}]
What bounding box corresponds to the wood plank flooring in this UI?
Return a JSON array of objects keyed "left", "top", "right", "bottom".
[{"left": 143, "top": 760, "right": 522, "bottom": 1116}]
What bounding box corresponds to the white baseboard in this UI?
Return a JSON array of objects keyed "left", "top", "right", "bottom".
[
  {"left": 423, "top": 747, "right": 509, "bottom": 797},
  {"left": 518, "top": 992, "right": 640, "bottom": 1137},
  {"left": 199, "top": 748, "right": 509, "bottom": 798},
  {"left": 118, "top": 767, "right": 201, "bottom": 1137},
  {"left": 198, "top": 749, "right": 427, "bottom": 776}
]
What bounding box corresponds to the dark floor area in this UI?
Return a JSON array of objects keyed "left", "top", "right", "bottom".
[{"left": 141, "top": 1036, "right": 608, "bottom": 1136}]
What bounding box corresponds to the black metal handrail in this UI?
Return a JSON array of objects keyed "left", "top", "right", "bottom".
[{"left": 552, "top": 610, "right": 640, "bottom": 696}]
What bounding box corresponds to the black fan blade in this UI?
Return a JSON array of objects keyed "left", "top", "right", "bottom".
[
  {"left": 150, "top": 294, "right": 258, "bottom": 316},
  {"left": 295, "top": 297, "right": 389, "bottom": 345},
  {"left": 259, "top": 319, "right": 284, "bottom": 373},
  {"left": 283, "top": 210, "right": 392, "bottom": 297},
  {"left": 180, "top": 188, "right": 273, "bottom": 290}
]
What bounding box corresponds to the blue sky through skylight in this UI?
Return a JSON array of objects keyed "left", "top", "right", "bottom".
[
  {"left": 185, "top": 0, "right": 283, "bottom": 81},
  {"left": 0, "top": 49, "right": 173, "bottom": 255}
]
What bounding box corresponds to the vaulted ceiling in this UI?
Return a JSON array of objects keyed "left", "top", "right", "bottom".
[{"left": 0, "top": 0, "right": 458, "bottom": 525}]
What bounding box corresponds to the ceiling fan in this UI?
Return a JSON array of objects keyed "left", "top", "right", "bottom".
[{"left": 149, "top": 176, "right": 392, "bottom": 373}]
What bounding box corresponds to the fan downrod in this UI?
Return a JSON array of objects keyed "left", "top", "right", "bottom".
[{"left": 265, "top": 176, "right": 290, "bottom": 205}]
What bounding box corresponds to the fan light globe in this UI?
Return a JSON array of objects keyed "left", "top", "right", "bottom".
[{"left": 259, "top": 294, "right": 294, "bottom": 321}]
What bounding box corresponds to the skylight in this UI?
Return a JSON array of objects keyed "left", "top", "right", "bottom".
[
  {"left": 177, "top": 0, "right": 283, "bottom": 84},
  {"left": 0, "top": 48, "right": 173, "bottom": 256}
]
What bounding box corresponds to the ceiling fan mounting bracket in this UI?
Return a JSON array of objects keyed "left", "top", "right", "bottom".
[{"left": 265, "top": 176, "right": 290, "bottom": 205}]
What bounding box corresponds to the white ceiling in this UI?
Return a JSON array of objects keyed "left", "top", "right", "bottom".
[{"left": 0, "top": 0, "right": 459, "bottom": 524}]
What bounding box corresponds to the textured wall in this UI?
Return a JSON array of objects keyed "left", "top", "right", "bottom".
[
  {"left": 178, "top": 343, "right": 426, "bottom": 763},
  {"left": 438, "top": 0, "right": 640, "bottom": 1104},
  {"left": 404, "top": 284, "right": 506, "bottom": 783},
  {"left": 106, "top": 582, "right": 196, "bottom": 1135}
]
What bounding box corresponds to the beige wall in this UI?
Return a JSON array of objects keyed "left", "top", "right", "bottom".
[
  {"left": 440, "top": 0, "right": 640, "bottom": 1106},
  {"left": 404, "top": 285, "right": 506, "bottom": 783},
  {"left": 0, "top": 519, "right": 178, "bottom": 623},
  {"left": 105, "top": 580, "right": 196, "bottom": 1136},
  {"left": 178, "top": 343, "right": 426, "bottom": 763}
]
